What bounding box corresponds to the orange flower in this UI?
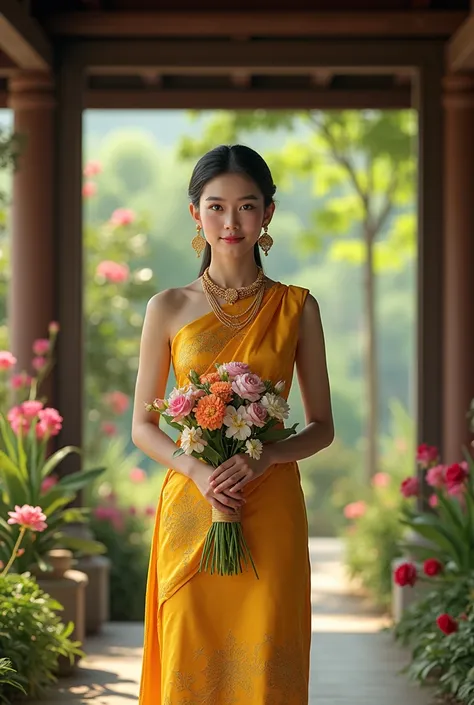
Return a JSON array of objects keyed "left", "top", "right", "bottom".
[
  {"left": 210, "top": 381, "right": 233, "bottom": 404},
  {"left": 200, "top": 372, "right": 221, "bottom": 385},
  {"left": 194, "top": 394, "right": 226, "bottom": 430}
]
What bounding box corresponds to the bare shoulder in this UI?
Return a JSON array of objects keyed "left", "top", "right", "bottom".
[{"left": 145, "top": 279, "right": 204, "bottom": 341}]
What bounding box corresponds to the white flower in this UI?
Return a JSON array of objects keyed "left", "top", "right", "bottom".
[
  {"left": 180, "top": 426, "right": 207, "bottom": 455},
  {"left": 245, "top": 438, "right": 263, "bottom": 460},
  {"left": 223, "top": 405, "right": 252, "bottom": 441},
  {"left": 261, "top": 393, "right": 290, "bottom": 421},
  {"left": 274, "top": 380, "right": 286, "bottom": 394}
]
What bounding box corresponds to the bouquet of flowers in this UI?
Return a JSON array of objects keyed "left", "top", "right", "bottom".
[{"left": 146, "top": 361, "right": 298, "bottom": 578}]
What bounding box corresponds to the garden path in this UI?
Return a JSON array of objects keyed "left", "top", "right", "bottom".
[{"left": 33, "top": 538, "right": 435, "bottom": 705}]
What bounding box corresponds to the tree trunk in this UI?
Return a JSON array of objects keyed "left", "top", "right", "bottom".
[{"left": 364, "top": 227, "right": 378, "bottom": 480}]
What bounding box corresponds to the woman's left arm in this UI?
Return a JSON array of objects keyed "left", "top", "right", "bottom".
[
  {"left": 209, "top": 294, "right": 334, "bottom": 495},
  {"left": 266, "top": 293, "right": 334, "bottom": 465}
]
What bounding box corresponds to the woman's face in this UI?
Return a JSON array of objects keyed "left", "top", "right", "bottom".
[{"left": 190, "top": 172, "right": 274, "bottom": 260}]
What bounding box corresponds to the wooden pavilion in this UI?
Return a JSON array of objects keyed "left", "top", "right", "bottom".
[{"left": 0, "top": 0, "right": 473, "bottom": 473}]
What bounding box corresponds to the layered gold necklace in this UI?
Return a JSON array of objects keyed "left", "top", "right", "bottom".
[{"left": 201, "top": 267, "right": 267, "bottom": 331}]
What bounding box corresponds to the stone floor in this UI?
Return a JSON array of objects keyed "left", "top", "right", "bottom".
[{"left": 33, "top": 538, "right": 435, "bottom": 705}]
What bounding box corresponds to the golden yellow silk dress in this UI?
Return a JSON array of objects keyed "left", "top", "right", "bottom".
[{"left": 139, "top": 282, "right": 311, "bottom": 705}]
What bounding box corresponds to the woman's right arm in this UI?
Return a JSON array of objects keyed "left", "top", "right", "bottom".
[
  {"left": 131, "top": 292, "right": 244, "bottom": 514},
  {"left": 131, "top": 291, "right": 198, "bottom": 477}
]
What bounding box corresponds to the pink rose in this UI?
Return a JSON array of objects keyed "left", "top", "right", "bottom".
[
  {"left": 167, "top": 393, "right": 194, "bottom": 421},
  {"left": 104, "top": 391, "right": 130, "bottom": 415},
  {"left": 232, "top": 373, "right": 266, "bottom": 402},
  {"left": 344, "top": 500, "right": 367, "bottom": 520},
  {"left": 221, "top": 362, "right": 251, "bottom": 379},
  {"left": 110, "top": 208, "right": 135, "bottom": 227},
  {"left": 426, "top": 464, "right": 446, "bottom": 488},
  {"left": 416, "top": 443, "right": 439, "bottom": 468},
  {"left": 400, "top": 476, "right": 419, "bottom": 498},
  {"left": 372, "top": 472, "right": 390, "bottom": 488},
  {"left": 96, "top": 260, "right": 130, "bottom": 284},
  {"left": 82, "top": 181, "right": 97, "bottom": 198},
  {"left": 0, "top": 351, "right": 16, "bottom": 370},
  {"left": 83, "top": 160, "right": 102, "bottom": 177},
  {"left": 245, "top": 402, "right": 268, "bottom": 428},
  {"left": 445, "top": 462, "right": 469, "bottom": 494}
]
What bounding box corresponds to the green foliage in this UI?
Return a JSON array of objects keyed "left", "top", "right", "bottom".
[
  {"left": 343, "top": 401, "right": 415, "bottom": 607},
  {"left": 0, "top": 572, "right": 83, "bottom": 702},
  {"left": 0, "top": 659, "right": 25, "bottom": 703},
  {"left": 393, "top": 574, "right": 474, "bottom": 704}
]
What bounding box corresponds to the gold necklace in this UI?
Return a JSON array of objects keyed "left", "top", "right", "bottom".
[{"left": 201, "top": 267, "right": 267, "bottom": 331}]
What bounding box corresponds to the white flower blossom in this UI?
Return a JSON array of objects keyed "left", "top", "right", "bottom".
[
  {"left": 223, "top": 405, "right": 252, "bottom": 441},
  {"left": 180, "top": 426, "right": 207, "bottom": 455},
  {"left": 261, "top": 393, "right": 290, "bottom": 421},
  {"left": 245, "top": 438, "right": 263, "bottom": 460}
]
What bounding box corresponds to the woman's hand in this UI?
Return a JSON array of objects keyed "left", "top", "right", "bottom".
[
  {"left": 190, "top": 461, "right": 246, "bottom": 515},
  {"left": 209, "top": 449, "right": 274, "bottom": 495}
]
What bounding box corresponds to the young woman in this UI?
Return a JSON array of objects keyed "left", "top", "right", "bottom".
[{"left": 132, "top": 144, "right": 334, "bottom": 704}]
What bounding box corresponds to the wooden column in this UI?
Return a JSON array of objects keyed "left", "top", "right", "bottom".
[
  {"left": 54, "top": 50, "right": 85, "bottom": 474},
  {"left": 8, "top": 71, "right": 55, "bottom": 379},
  {"left": 442, "top": 74, "right": 474, "bottom": 462}
]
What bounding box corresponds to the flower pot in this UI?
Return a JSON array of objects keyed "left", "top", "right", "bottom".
[{"left": 75, "top": 554, "right": 111, "bottom": 635}]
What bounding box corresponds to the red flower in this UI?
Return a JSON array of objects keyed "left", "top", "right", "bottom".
[
  {"left": 416, "top": 443, "right": 439, "bottom": 468},
  {"left": 436, "top": 614, "right": 458, "bottom": 635},
  {"left": 400, "top": 476, "right": 419, "bottom": 498},
  {"left": 445, "top": 462, "right": 469, "bottom": 493},
  {"left": 394, "top": 562, "right": 417, "bottom": 587},
  {"left": 423, "top": 558, "right": 443, "bottom": 577}
]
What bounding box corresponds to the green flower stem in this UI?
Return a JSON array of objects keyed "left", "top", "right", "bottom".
[{"left": 1, "top": 526, "right": 26, "bottom": 577}]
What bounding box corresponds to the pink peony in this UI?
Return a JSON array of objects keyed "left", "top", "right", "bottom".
[
  {"left": 41, "top": 476, "right": 58, "bottom": 493},
  {"left": 82, "top": 181, "right": 97, "bottom": 198},
  {"left": 36, "top": 407, "right": 63, "bottom": 439},
  {"left": 102, "top": 421, "right": 117, "bottom": 436},
  {"left": 167, "top": 393, "right": 194, "bottom": 422},
  {"left": 96, "top": 260, "right": 130, "bottom": 284},
  {"left": 32, "top": 356, "right": 47, "bottom": 371},
  {"left": 400, "top": 476, "right": 419, "bottom": 498},
  {"left": 110, "top": 208, "right": 135, "bottom": 227},
  {"left": 231, "top": 373, "right": 266, "bottom": 402},
  {"left": 48, "top": 321, "right": 60, "bottom": 334},
  {"left": 83, "top": 160, "right": 102, "bottom": 177},
  {"left": 130, "top": 467, "right": 147, "bottom": 483},
  {"left": 10, "top": 373, "right": 32, "bottom": 390},
  {"left": 0, "top": 351, "right": 16, "bottom": 370},
  {"left": 416, "top": 443, "right": 439, "bottom": 468},
  {"left": 104, "top": 391, "right": 130, "bottom": 415},
  {"left": 344, "top": 500, "right": 367, "bottom": 520},
  {"left": 220, "top": 361, "right": 251, "bottom": 379},
  {"left": 372, "top": 472, "right": 390, "bottom": 488},
  {"left": 8, "top": 504, "right": 47, "bottom": 532},
  {"left": 245, "top": 402, "right": 268, "bottom": 428},
  {"left": 426, "top": 464, "right": 446, "bottom": 488}
]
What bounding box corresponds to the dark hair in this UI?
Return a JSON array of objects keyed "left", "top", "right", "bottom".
[{"left": 188, "top": 145, "right": 277, "bottom": 276}]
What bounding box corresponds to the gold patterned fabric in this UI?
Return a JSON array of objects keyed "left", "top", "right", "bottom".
[{"left": 139, "top": 283, "right": 311, "bottom": 705}]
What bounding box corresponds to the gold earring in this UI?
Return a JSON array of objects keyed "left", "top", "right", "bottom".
[
  {"left": 258, "top": 224, "right": 273, "bottom": 256},
  {"left": 191, "top": 223, "right": 206, "bottom": 258}
]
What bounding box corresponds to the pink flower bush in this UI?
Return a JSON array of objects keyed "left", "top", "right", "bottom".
[
  {"left": 416, "top": 443, "right": 439, "bottom": 468},
  {"left": 32, "top": 338, "right": 50, "bottom": 356},
  {"left": 22, "top": 401, "right": 44, "bottom": 419},
  {"left": 10, "top": 372, "right": 32, "bottom": 390},
  {"left": 245, "top": 402, "right": 268, "bottom": 428},
  {"left": 130, "top": 467, "right": 147, "bottom": 483},
  {"left": 104, "top": 390, "right": 130, "bottom": 415},
  {"left": 8, "top": 504, "right": 47, "bottom": 532},
  {"left": 344, "top": 500, "right": 367, "bottom": 520},
  {"left": 41, "top": 476, "right": 58, "bottom": 493},
  {"left": 426, "top": 464, "right": 446, "bottom": 488},
  {"left": 83, "top": 160, "right": 102, "bottom": 177},
  {"left": 445, "top": 462, "right": 469, "bottom": 494},
  {"left": 0, "top": 351, "right": 16, "bottom": 370},
  {"left": 372, "top": 472, "right": 390, "bottom": 488},
  {"left": 36, "top": 407, "right": 63, "bottom": 439},
  {"left": 400, "top": 476, "right": 420, "bottom": 498},
  {"left": 7, "top": 402, "right": 62, "bottom": 439},
  {"left": 394, "top": 561, "right": 417, "bottom": 587},
  {"left": 32, "top": 356, "right": 47, "bottom": 371},
  {"left": 101, "top": 421, "right": 117, "bottom": 436},
  {"left": 82, "top": 181, "right": 97, "bottom": 198},
  {"left": 110, "top": 208, "right": 135, "bottom": 227},
  {"left": 231, "top": 373, "right": 266, "bottom": 402},
  {"left": 93, "top": 505, "right": 124, "bottom": 532},
  {"left": 429, "top": 494, "right": 439, "bottom": 508},
  {"left": 96, "top": 260, "right": 130, "bottom": 284}
]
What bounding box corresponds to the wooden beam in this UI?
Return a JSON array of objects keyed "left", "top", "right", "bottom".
[
  {"left": 44, "top": 11, "right": 466, "bottom": 39},
  {"left": 71, "top": 38, "right": 445, "bottom": 72},
  {"left": 85, "top": 87, "right": 412, "bottom": 110},
  {"left": 447, "top": 15, "right": 474, "bottom": 72},
  {"left": 0, "top": 0, "right": 52, "bottom": 69}
]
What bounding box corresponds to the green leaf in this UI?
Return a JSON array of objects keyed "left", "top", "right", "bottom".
[
  {"left": 172, "top": 448, "right": 185, "bottom": 458},
  {"left": 257, "top": 423, "right": 299, "bottom": 443},
  {"left": 0, "top": 449, "right": 28, "bottom": 505},
  {"left": 41, "top": 446, "right": 81, "bottom": 479},
  {"left": 57, "top": 535, "right": 106, "bottom": 555},
  {"left": 56, "top": 466, "right": 106, "bottom": 492}
]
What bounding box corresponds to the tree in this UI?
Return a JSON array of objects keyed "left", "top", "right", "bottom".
[{"left": 179, "top": 109, "right": 417, "bottom": 480}]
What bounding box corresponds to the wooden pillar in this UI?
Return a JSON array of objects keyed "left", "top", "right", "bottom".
[
  {"left": 442, "top": 74, "right": 474, "bottom": 462},
  {"left": 8, "top": 71, "right": 55, "bottom": 380},
  {"left": 54, "top": 50, "right": 85, "bottom": 474}
]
